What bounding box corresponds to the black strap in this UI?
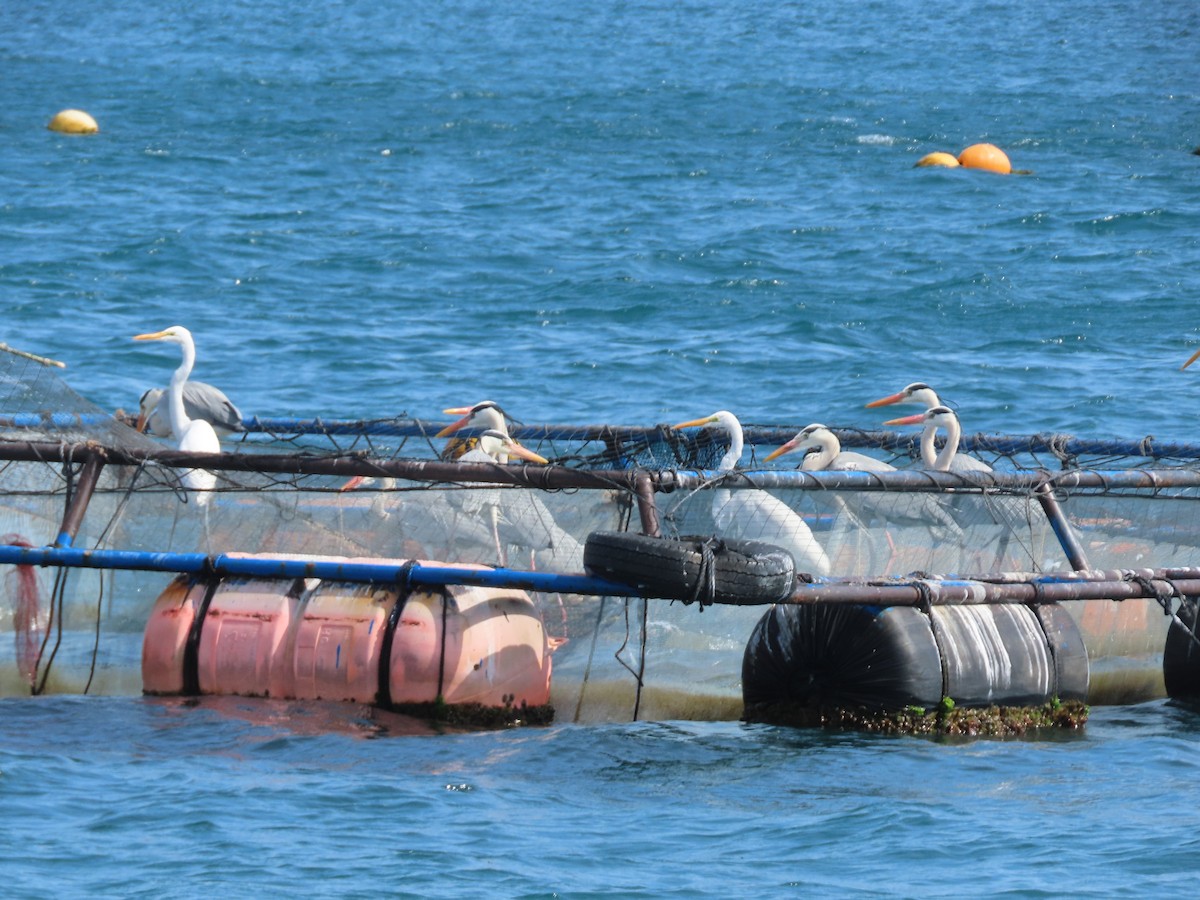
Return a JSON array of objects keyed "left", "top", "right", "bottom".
[
  {"left": 377, "top": 561, "right": 417, "bottom": 708},
  {"left": 913, "top": 580, "right": 950, "bottom": 702},
  {"left": 182, "top": 575, "right": 221, "bottom": 695}
]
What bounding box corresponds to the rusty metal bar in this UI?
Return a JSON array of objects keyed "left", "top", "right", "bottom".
[
  {"left": 0, "top": 440, "right": 639, "bottom": 491},
  {"left": 652, "top": 467, "right": 1200, "bottom": 493},
  {"left": 784, "top": 564, "right": 1200, "bottom": 606},
  {"left": 782, "top": 573, "right": 1198, "bottom": 607},
  {"left": 1035, "top": 481, "right": 1090, "bottom": 571},
  {"left": 634, "top": 472, "right": 661, "bottom": 537},
  {"left": 54, "top": 450, "right": 107, "bottom": 548},
  {"left": 5, "top": 439, "right": 1200, "bottom": 493}
]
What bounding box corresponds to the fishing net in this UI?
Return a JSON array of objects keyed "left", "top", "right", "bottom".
[{"left": 1, "top": 349, "right": 1198, "bottom": 717}]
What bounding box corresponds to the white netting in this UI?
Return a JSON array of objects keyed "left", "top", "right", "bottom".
[{"left": 1, "top": 352, "right": 1197, "bottom": 715}]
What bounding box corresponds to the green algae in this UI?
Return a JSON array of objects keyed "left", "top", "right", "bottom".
[{"left": 744, "top": 698, "right": 1089, "bottom": 737}]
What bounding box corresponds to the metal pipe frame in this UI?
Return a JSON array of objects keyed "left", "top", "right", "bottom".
[
  {"left": 4, "top": 438, "right": 1200, "bottom": 492},
  {"left": 4, "top": 437, "right": 1198, "bottom": 579},
  {"left": 2, "top": 541, "right": 1199, "bottom": 610}
]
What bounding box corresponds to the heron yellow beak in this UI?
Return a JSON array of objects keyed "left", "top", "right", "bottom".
[
  {"left": 133, "top": 330, "right": 171, "bottom": 342},
  {"left": 673, "top": 415, "right": 718, "bottom": 430},
  {"left": 1183, "top": 348, "right": 1200, "bottom": 371}
]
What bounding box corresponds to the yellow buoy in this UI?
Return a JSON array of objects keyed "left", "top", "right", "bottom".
[
  {"left": 958, "top": 143, "right": 1011, "bottom": 174},
  {"left": 47, "top": 109, "right": 99, "bottom": 135},
  {"left": 915, "top": 151, "right": 961, "bottom": 169}
]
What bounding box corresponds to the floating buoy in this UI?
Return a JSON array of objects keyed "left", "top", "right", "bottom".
[
  {"left": 47, "top": 109, "right": 99, "bottom": 135},
  {"left": 1163, "top": 599, "right": 1200, "bottom": 701},
  {"left": 958, "top": 142, "right": 1011, "bottom": 174},
  {"left": 742, "top": 601, "right": 1089, "bottom": 722},
  {"left": 142, "top": 558, "right": 554, "bottom": 721},
  {"left": 915, "top": 151, "right": 960, "bottom": 169}
]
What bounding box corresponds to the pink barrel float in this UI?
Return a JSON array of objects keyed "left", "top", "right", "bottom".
[{"left": 142, "top": 555, "right": 553, "bottom": 722}]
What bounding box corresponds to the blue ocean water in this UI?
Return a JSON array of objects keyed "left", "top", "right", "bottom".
[{"left": 3, "top": 0, "right": 1200, "bottom": 895}]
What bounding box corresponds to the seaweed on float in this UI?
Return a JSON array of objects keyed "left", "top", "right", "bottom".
[
  {"left": 389, "top": 695, "right": 555, "bottom": 730},
  {"left": 742, "top": 696, "right": 1089, "bottom": 737}
]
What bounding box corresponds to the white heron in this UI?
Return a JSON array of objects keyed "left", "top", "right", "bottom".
[
  {"left": 866, "top": 382, "right": 991, "bottom": 473},
  {"left": 884, "top": 405, "right": 1032, "bottom": 569},
  {"left": 764, "top": 423, "right": 893, "bottom": 473},
  {"left": 864, "top": 381, "right": 944, "bottom": 412},
  {"left": 673, "top": 410, "right": 830, "bottom": 576},
  {"left": 438, "top": 405, "right": 583, "bottom": 570},
  {"left": 765, "top": 422, "right": 964, "bottom": 570},
  {"left": 138, "top": 382, "right": 244, "bottom": 439},
  {"left": 437, "top": 400, "right": 509, "bottom": 460},
  {"left": 132, "top": 326, "right": 219, "bottom": 506},
  {"left": 883, "top": 406, "right": 968, "bottom": 472}
]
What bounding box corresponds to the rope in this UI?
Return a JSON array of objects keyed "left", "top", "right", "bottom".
[
  {"left": 1030, "top": 578, "right": 1048, "bottom": 606},
  {"left": 613, "top": 596, "right": 650, "bottom": 720},
  {"left": 912, "top": 579, "right": 950, "bottom": 701},
  {"left": 572, "top": 595, "right": 607, "bottom": 723},
  {"left": 634, "top": 597, "right": 648, "bottom": 720},
  {"left": 686, "top": 536, "right": 725, "bottom": 609},
  {"left": 1047, "top": 433, "right": 1076, "bottom": 469},
  {"left": 82, "top": 562, "right": 105, "bottom": 695}
]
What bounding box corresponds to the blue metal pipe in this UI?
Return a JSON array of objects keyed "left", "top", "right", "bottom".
[{"left": 0, "top": 543, "right": 642, "bottom": 598}]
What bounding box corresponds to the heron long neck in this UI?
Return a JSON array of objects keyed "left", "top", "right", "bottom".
[
  {"left": 919, "top": 424, "right": 937, "bottom": 468},
  {"left": 168, "top": 341, "right": 195, "bottom": 439},
  {"left": 479, "top": 431, "right": 509, "bottom": 463},
  {"left": 718, "top": 416, "right": 743, "bottom": 472},
  {"left": 930, "top": 416, "right": 960, "bottom": 471}
]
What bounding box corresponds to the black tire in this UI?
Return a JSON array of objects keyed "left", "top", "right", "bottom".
[{"left": 583, "top": 531, "right": 795, "bottom": 606}]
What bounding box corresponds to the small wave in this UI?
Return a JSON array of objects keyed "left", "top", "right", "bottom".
[{"left": 856, "top": 134, "right": 899, "bottom": 146}]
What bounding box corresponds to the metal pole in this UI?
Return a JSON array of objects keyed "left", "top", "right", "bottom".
[
  {"left": 634, "top": 472, "right": 661, "bottom": 537},
  {"left": 1035, "top": 481, "right": 1090, "bottom": 571},
  {"left": 55, "top": 451, "right": 106, "bottom": 548}
]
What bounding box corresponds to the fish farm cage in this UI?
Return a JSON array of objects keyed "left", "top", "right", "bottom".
[{"left": 4, "top": 351, "right": 1200, "bottom": 733}]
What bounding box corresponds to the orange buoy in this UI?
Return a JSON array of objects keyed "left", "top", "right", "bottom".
[
  {"left": 958, "top": 143, "right": 1011, "bottom": 174},
  {"left": 915, "top": 151, "right": 960, "bottom": 169},
  {"left": 142, "top": 556, "right": 554, "bottom": 713},
  {"left": 47, "top": 109, "right": 99, "bottom": 134}
]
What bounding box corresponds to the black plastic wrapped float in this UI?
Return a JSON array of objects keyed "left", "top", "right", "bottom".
[
  {"left": 1163, "top": 599, "right": 1200, "bottom": 701},
  {"left": 742, "top": 601, "right": 1090, "bottom": 722}
]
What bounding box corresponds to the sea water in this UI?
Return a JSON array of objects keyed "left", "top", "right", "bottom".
[{"left": 2, "top": 0, "right": 1200, "bottom": 895}]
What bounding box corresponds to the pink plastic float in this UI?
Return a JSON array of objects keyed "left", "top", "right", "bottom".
[{"left": 142, "top": 556, "right": 553, "bottom": 719}]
